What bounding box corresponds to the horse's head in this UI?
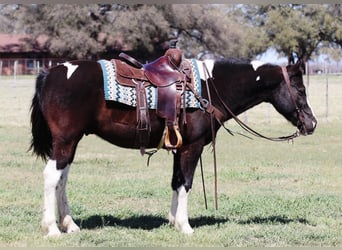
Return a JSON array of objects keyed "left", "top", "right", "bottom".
[{"left": 257, "top": 60, "right": 317, "bottom": 135}]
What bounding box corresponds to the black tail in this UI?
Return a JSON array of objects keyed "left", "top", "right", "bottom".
[{"left": 29, "top": 70, "right": 52, "bottom": 161}]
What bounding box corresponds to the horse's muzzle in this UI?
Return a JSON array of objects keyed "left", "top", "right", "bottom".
[{"left": 299, "top": 117, "right": 317, "bottom": 135}]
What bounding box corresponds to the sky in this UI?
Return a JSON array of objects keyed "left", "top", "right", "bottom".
[
  {"left": 257, "top": 47, "right": 342, "bottom": 65},
  {"left": 256, "top": 48, "right": 287, "bottom": 65}
]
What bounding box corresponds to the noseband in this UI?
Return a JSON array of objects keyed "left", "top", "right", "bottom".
[{"left": 281, "top": 66, "right": 306, "bottom": 135}]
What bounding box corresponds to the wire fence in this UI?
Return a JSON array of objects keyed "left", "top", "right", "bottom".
[{"left": 0, "top": 58, "right": 66, "bottom": 77}]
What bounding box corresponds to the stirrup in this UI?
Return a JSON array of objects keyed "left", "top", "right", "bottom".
[{"left": 164, "top": 125, "right": 183, "bottom": 149}]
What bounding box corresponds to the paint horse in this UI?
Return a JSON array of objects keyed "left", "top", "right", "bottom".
[{"left": 30, "top": 55, "right": 317, "bottom": 236}]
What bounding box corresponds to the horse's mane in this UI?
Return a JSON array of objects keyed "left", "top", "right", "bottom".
[{"left": 215, "top": 57, "right": 251, "bottom": 66}]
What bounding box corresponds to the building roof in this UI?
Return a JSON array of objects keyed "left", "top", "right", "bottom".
[{"left": 0, "top": 33, "right": 48, "bottom": 53}]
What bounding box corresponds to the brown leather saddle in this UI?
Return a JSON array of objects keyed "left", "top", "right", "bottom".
[{"left": 113, "top": 43, "right": 193, "bottom": 153}]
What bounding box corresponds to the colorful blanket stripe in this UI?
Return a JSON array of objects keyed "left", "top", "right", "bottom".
[{"left": 98, "top": 59, "right": 202, "bottom": 109}]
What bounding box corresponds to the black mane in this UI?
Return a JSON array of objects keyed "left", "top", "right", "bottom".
[{"left": 215, "top": 57, "right": 251, "bottom": 66}]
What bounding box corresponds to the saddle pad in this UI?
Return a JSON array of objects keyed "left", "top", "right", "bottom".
[{"left": 98, "top": 59, "right": 202, "bottom": 109}]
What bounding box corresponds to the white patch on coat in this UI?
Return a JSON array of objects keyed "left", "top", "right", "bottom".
[
  {"left": 196, "top": 59, "right": 215, "bottom": 80},
  {"left": 306, "top": 95, "right": 317, "bottom": 128},
  {"left": 62, "top": 62, "right": 78, "bottom": 79},
  {"left": 251, "top": 60, "right": 265, "bottom": 71}
]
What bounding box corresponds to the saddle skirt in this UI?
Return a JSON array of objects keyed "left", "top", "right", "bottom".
[{"left": 98, "top": 58, "right": 202, "bottom": 109}]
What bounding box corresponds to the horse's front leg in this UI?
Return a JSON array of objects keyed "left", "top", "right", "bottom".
[
  {"left": 169, "top": 185, "right": 194, "bottom": 234},
  {"left": 169, "top": 144, "right": 203, "bottom": 234},
  {"left": 56, "top": 164, "right": 80, "bottom": 234}
]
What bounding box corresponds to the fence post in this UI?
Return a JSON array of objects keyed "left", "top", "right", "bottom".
[
  {"left": 13, "top": 60, "right": 18, "bottom": 82},
  {"left": 0, "top": 60, "right": 2, "bottom": 79},
  {"left": 306, "top": 61, "right": 310, "bottom": 96},
  {"left": 37, "top": 60, "right": 40, "bottom": 74},
  {"left": 325, "top": 62, "right": 329, "bottom": 122}
]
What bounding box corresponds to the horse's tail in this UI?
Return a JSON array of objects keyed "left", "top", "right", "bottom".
[{"left": 29, "top": 69, "right": 52, "bottom": 161}]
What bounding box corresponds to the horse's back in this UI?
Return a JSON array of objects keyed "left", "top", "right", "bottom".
[
  {"left": 45, "top": 60, "right": 103, "bottom": 88},
  {"left": 39, "top": 61, "right": 104, "bottom": 133}
]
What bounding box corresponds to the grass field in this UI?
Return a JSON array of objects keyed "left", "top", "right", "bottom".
[{"left": 0, "top": 74, "right": 341, "bottom": 247}]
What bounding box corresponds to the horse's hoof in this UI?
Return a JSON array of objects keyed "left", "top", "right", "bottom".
[
  {"left": 175, "top": 222, "right": 194, "bottom": 234},
  {"left": 66, "top": 223, "right": 80, "bottom": 234},
  {"left": 43, "top": 227, "right": 62, "bottom": 238},
  {"left": 42, "top": 221, "right": 62, "bottom": 238},
  {"left": 168, "top": 212, "right": 176, "bottom": 225},
  {"left": 44, "top": 231, "right": 62, "bottom": 238},
  {"left": 61, "top": 215, "right": 80, "bottom": 234}
]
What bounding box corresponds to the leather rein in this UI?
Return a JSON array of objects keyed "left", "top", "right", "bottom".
[
  {"left": 201, "top": 64, "right": 304, "bottom": 142},
  {"left": 193, "top": 63, "right": 305, "bottom": 210}
]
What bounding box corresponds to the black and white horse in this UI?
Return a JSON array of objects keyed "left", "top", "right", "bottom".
[{"left": 30, "top": 57, "right": 316, "bottom": 236}]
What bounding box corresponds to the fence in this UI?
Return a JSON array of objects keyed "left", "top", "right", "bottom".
[{"left": 0, "top": 58, "right": 66, "bottom": 76}]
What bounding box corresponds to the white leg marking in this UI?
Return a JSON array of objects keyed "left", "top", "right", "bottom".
[
  {"left": 63, "top": 62, "right": 78, "bottom": 79},
  {"left": 168, "top": 190, "right": 178, "bottom": 225},
  {"left": 174, "top": 185, "right": 194, "bottom": 234},
  {"left": 42, "top": 160, "right": 62, "bottom": 237},
  {"left": 56, "top": 164, "right": 80, "bottom": 234}
]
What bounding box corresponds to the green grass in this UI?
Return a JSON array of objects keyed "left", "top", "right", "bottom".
[{"left": 0, "top": 75, "right": 341, "bottom": 247}]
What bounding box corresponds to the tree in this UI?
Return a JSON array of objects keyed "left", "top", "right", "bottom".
[
  {"left": 161, "top": 5, "right": 246, "bottom": 58},
  {"left": 225, "top": 4, "right": 271, "bottom": 59},
  {"left": 8, "top": 4, "right": 105, "bottom": 59},
  {"left": 5, "top": 4, "right": 249, "bottom": 60},
  {"left": 242, "top": 4, "right": 342, "bottom": 64},
  {"left": 102, "top": 4, "right": 247, "bottom": 59},
  {"left": 0, "top": 4, "right": 20, "bottom": 33}
]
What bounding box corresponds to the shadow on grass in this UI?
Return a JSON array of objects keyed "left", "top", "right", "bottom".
[
  {"left": 237, "top": 215, "right": 311, "bottom": 225},
  {"left": 75, "top": 214, "right": 228, "bottom": 231},
  {"left": 76, "top": 215, "right": 167, "bottom": 230},
  {"left": 75, "top": 214, "right": 310, "bottom": 231}
]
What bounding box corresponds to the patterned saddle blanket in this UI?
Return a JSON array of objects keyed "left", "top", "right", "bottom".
[{"left": 98, "top": 58, "right": 202, "bottom": 109}]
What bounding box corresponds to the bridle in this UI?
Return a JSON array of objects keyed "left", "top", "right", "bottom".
[
  {"left": 281, "top": 66, "right": 307, "bottom": 135},
  {"left": 186, "top": 63, "right": 306, "bottom": 210},
  {"left": 205, "top": 65, "right": 304, "bottom": 142}
]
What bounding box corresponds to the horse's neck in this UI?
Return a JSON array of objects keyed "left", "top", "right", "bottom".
[{"left": 213, "top": 76, "right": 266, "bottom": 119}]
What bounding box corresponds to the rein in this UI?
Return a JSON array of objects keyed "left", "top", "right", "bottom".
[
  {"left": 194, "top": 63, "right": 304, "bottom": 210},
  {"left": 281, "top": 67, "right": 307, "bottom": 135},
  {"left": 204, "top": 64, "right": 301, "bottom": 142}
]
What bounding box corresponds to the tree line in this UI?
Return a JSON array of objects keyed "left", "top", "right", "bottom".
[{"left": 0, "top": 4, "right": 341, "bottom": 63}]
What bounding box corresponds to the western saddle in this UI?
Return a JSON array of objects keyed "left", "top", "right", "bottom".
[{"left": 113, "top": 40, "right": 193, "bottom": 153}]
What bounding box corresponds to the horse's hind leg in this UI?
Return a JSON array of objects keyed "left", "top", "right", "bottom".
[
  {"left": 42, "top": 137, "right": 81, "bottom": 237},
  {"left": 41, "top": 160, "right": 63, "bottom": 237},
  {"left": 56, "top": 164, "right": 80, "bottom": 234}
]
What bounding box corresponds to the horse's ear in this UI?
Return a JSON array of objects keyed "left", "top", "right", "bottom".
[{"left": 294, "top": 59, "right": 305, "bottom": 74}]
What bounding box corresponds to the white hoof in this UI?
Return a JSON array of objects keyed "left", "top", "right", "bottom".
[
  {"left": 42, "top": 222, "right": 62, "bottom": 237},
  {"left": 61, "top": 215, "right": 80, "bottom": 234},
  {"left": 175, "top": 221, "right": 194, "bottom": 234}
]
